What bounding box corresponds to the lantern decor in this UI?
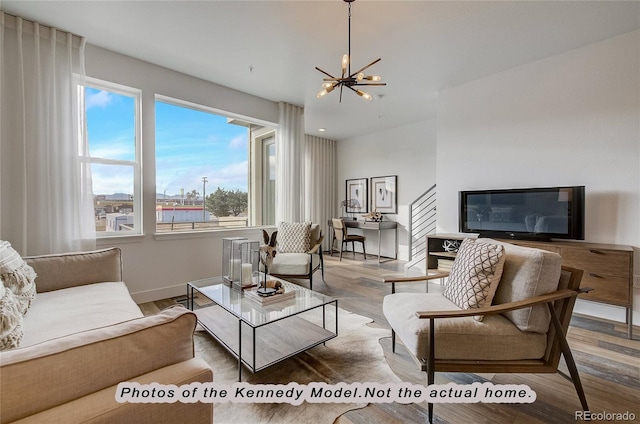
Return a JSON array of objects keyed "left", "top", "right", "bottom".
[{"left": 222, "top": 238, "right": 259, "bottom": 289}]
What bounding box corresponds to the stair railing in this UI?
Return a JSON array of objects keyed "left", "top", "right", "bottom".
[{"left": 406, "top": 184, "right": 437, "bottom": 269}]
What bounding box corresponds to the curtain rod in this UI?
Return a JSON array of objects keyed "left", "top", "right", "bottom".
[{"left": 1, "top": 11, "right": 84, "bottom": 47}]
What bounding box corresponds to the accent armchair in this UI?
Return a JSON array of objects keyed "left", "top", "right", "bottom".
[
  {"left": 268, "top": 222, "right": 324, "bottom": 290},
  {"left": 382, "top": 238, "right": 589, "bottom": 423}
]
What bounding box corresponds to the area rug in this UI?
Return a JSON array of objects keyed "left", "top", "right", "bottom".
[{"left": 194, "top": 307, "right": 401, "bottom": 424}]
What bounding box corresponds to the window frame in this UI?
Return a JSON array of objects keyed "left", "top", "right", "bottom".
[{"left": 80, "top": 77, "right": 143, "bottom": 237}]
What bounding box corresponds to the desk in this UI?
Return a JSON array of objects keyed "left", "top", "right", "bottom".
[{"left": 328, "top": 219, "right": 397, "bottom": 263}]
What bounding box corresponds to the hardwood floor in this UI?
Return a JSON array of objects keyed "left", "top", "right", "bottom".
[{"left": 142, "top": 253, "right": 640, "bottom": 424}]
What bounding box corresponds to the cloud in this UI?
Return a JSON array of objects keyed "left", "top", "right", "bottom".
[
  {"left": 90, "top": 136, "right": 134, "bottom": 160},
  {"left": 86, "top": 90, "right": 112, "bottom": 109},
  {"left": 228, "top": 134, "right": 248, "bottom": 150}
]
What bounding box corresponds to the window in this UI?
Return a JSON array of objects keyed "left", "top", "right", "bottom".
[
  {"left": 155, "top": 96, "right": 275, "bottom": 232},
  {"left": 80, "top": 79, "right": 142, "bottom": 235}
]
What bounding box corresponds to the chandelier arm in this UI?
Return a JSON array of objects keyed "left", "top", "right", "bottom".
[
  {"left": 354, "top": 83, "right": 387, "bottom": 86},
  {"left": 339, "top": 85, "right": 344, "bottom": 103},
  {"left": 348, "top": 58, "right": 382, "bottom": 79},
  {"left": 315, "top": 67, "right": 337, "bottom": 79},
  {"left": 345, "top": 85, "right": 359, "bottom": 93}
]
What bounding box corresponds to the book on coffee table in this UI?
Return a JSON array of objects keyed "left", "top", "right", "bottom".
[{"left": 244, "top": 287, "right": 295, "bottom": 305}]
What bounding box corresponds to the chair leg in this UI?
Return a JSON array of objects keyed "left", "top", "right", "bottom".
[
  {"left": 320, "top": 250, "right": 325, "bottom": 282},
  {"left": 362, "top": 241, "right": 366, "bottom": 260},
  {"left": 391, "top": 329, "right": 396, "bottom": 353},
  {"left": 339, "top": 241, "right": 344, "bottom": 261},
  {"left": 352, "top": 241, "right": 356, "bottom": 258},
  {"left": 548, "top": 303, "right": 589, "bottom": 411}
]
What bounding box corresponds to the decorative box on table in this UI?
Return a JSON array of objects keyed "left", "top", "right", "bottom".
[{"left": 222, "top": 237, "right": 259, "bottom": 289}]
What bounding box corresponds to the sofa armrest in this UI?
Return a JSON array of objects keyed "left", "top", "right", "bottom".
[
  {"left": 0, "top": 305, "right": 198, "bottom": 423},
  {"left": 24, "top": 247, "right": 123, "bottom": 293},
  {"left": 10, "top": 359, "right": 214, "bottom": 424}
]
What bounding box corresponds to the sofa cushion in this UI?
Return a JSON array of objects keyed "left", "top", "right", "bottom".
[
  {"left": 383, "top": 292, "right": 547, "bottom": 361},
  {"left": 20, "top": 281, "right": 143, "bottom": 347},
  {"left": 24, "top": 248, "right": 122, "bottom": 293},
  {"left": 484, "top": 239, "right": 562, "bottom": 333},
  {"left": 277, "top": 222, "right": 312, "bottom": 253},
  {"left": 443, "top": 238, "right": 505, "bottom": 321}
]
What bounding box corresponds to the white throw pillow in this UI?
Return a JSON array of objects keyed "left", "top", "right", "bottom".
[
  {"left": 0, "top": 241, "right": 37, "bottom": 315},
  {"left": 277, "top": 222, "right": 311, "bottom": 253},
  {"left": 0, "top": 284, "right": 24, "bottom": 350},
  {"left": 443, "top": 238, "right": 506, "bottom": 321}
]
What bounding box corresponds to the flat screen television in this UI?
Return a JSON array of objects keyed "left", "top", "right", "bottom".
[{"left": 459, "top": 186, "right": 585, "bottom": 241}]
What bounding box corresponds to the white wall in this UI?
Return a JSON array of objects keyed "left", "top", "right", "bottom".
[
  {"left": 336, "top": 120, "right": 438, "bottom": 260},
  {"left": 86, "top": 45, "right": 279, "bottom": 303},
  {"left": 436, "top": 30, "right": 640, "bottom": 323}
]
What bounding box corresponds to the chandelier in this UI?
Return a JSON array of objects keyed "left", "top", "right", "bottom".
[{"left": 315, "top": 0, "right": 386, "bottom": 102}]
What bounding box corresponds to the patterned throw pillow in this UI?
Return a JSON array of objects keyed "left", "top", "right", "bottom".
[
  {"left": 277, "top": 222, "right": 311, "bottom": 253},
  {"left": 0, "top": 240, "right": 37, "bottom": 350},
  {"left": 443, "top": 238, "right": 506, "bottom": 321}
]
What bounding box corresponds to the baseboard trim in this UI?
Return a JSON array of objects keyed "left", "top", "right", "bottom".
[
  {"left": 574, "top": 299, "right": 639, "bottom": 326},
  {"left": 131, "top": 284, "right": 185, "bottom": 304}
]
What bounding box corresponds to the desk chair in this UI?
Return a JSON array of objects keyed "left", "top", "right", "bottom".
[{"left": 331, "top": 218, "right": 366, "bottom": 261}]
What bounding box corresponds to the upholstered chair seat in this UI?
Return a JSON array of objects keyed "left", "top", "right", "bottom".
[
  {"left": 268, "top": 222, "right": 324, "bottom": 289},
  {"left": 383, "top": 293, "right": 548, "bottom": 361}
]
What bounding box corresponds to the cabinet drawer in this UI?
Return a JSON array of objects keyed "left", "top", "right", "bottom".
[
  {"left": 579, "top": 273, "right": 631, "bottom": 306},
  {"left": 560, "top": 247, "right": 631, "bottom": 277}
]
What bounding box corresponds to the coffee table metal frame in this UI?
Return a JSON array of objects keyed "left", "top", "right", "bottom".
[{"left": 187, "top": 275, "right": 338, "bottom": 381}]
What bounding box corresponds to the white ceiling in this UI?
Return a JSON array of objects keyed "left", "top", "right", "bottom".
[{"left": 2, "top": 1, "right": 639, "bottom": 140}]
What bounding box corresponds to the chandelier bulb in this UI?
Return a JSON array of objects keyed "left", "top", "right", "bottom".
[
  {"left": 341, "top": 54, "right": 349, "bottom": 73},
  {"left": 356, "top": 89, "right": 372, "bottom": 100},
  {"left": 356, "top": 72, "right": 365, "bottom": 81},
  {"left": 369, "top": 75, "right": 382, "bottom": 82},
  {"left": 322, "top": 82, "right": 333, "bottom": 88}
]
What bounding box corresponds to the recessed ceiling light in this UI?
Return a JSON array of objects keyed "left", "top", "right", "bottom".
[{"left": 319, "top": 128, "right": 326, "bottom": 132}]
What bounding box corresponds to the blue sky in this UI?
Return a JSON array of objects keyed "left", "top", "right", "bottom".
[{"left": 85, "top": 88, "right": 249, "bottom": 197}]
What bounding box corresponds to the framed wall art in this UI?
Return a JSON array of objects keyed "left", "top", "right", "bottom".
[
  {"left": 371, "top": 175, "right": 397, "bottom": 214},
  {"left": 344, "top": 178, "right": 368, "bottom": 214}
]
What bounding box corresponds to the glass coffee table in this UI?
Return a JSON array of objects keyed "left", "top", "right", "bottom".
[{"left": 187, "top": 275, "right": 338, "bottom": 380}]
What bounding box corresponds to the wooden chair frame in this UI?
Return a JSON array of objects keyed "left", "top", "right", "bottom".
[{"left": 384, "top": 266, "right": 589, "bottom": 423}]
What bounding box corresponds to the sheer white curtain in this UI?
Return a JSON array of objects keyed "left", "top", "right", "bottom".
[
  {"left": 304, "top": 135, "right": 336, "bottom": 250},
  {"left": 275, "top": 102, "right": 304, "bottom": 223},
  {"left": 0, "top": 13, "right": 95, "bottom": 255}
]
